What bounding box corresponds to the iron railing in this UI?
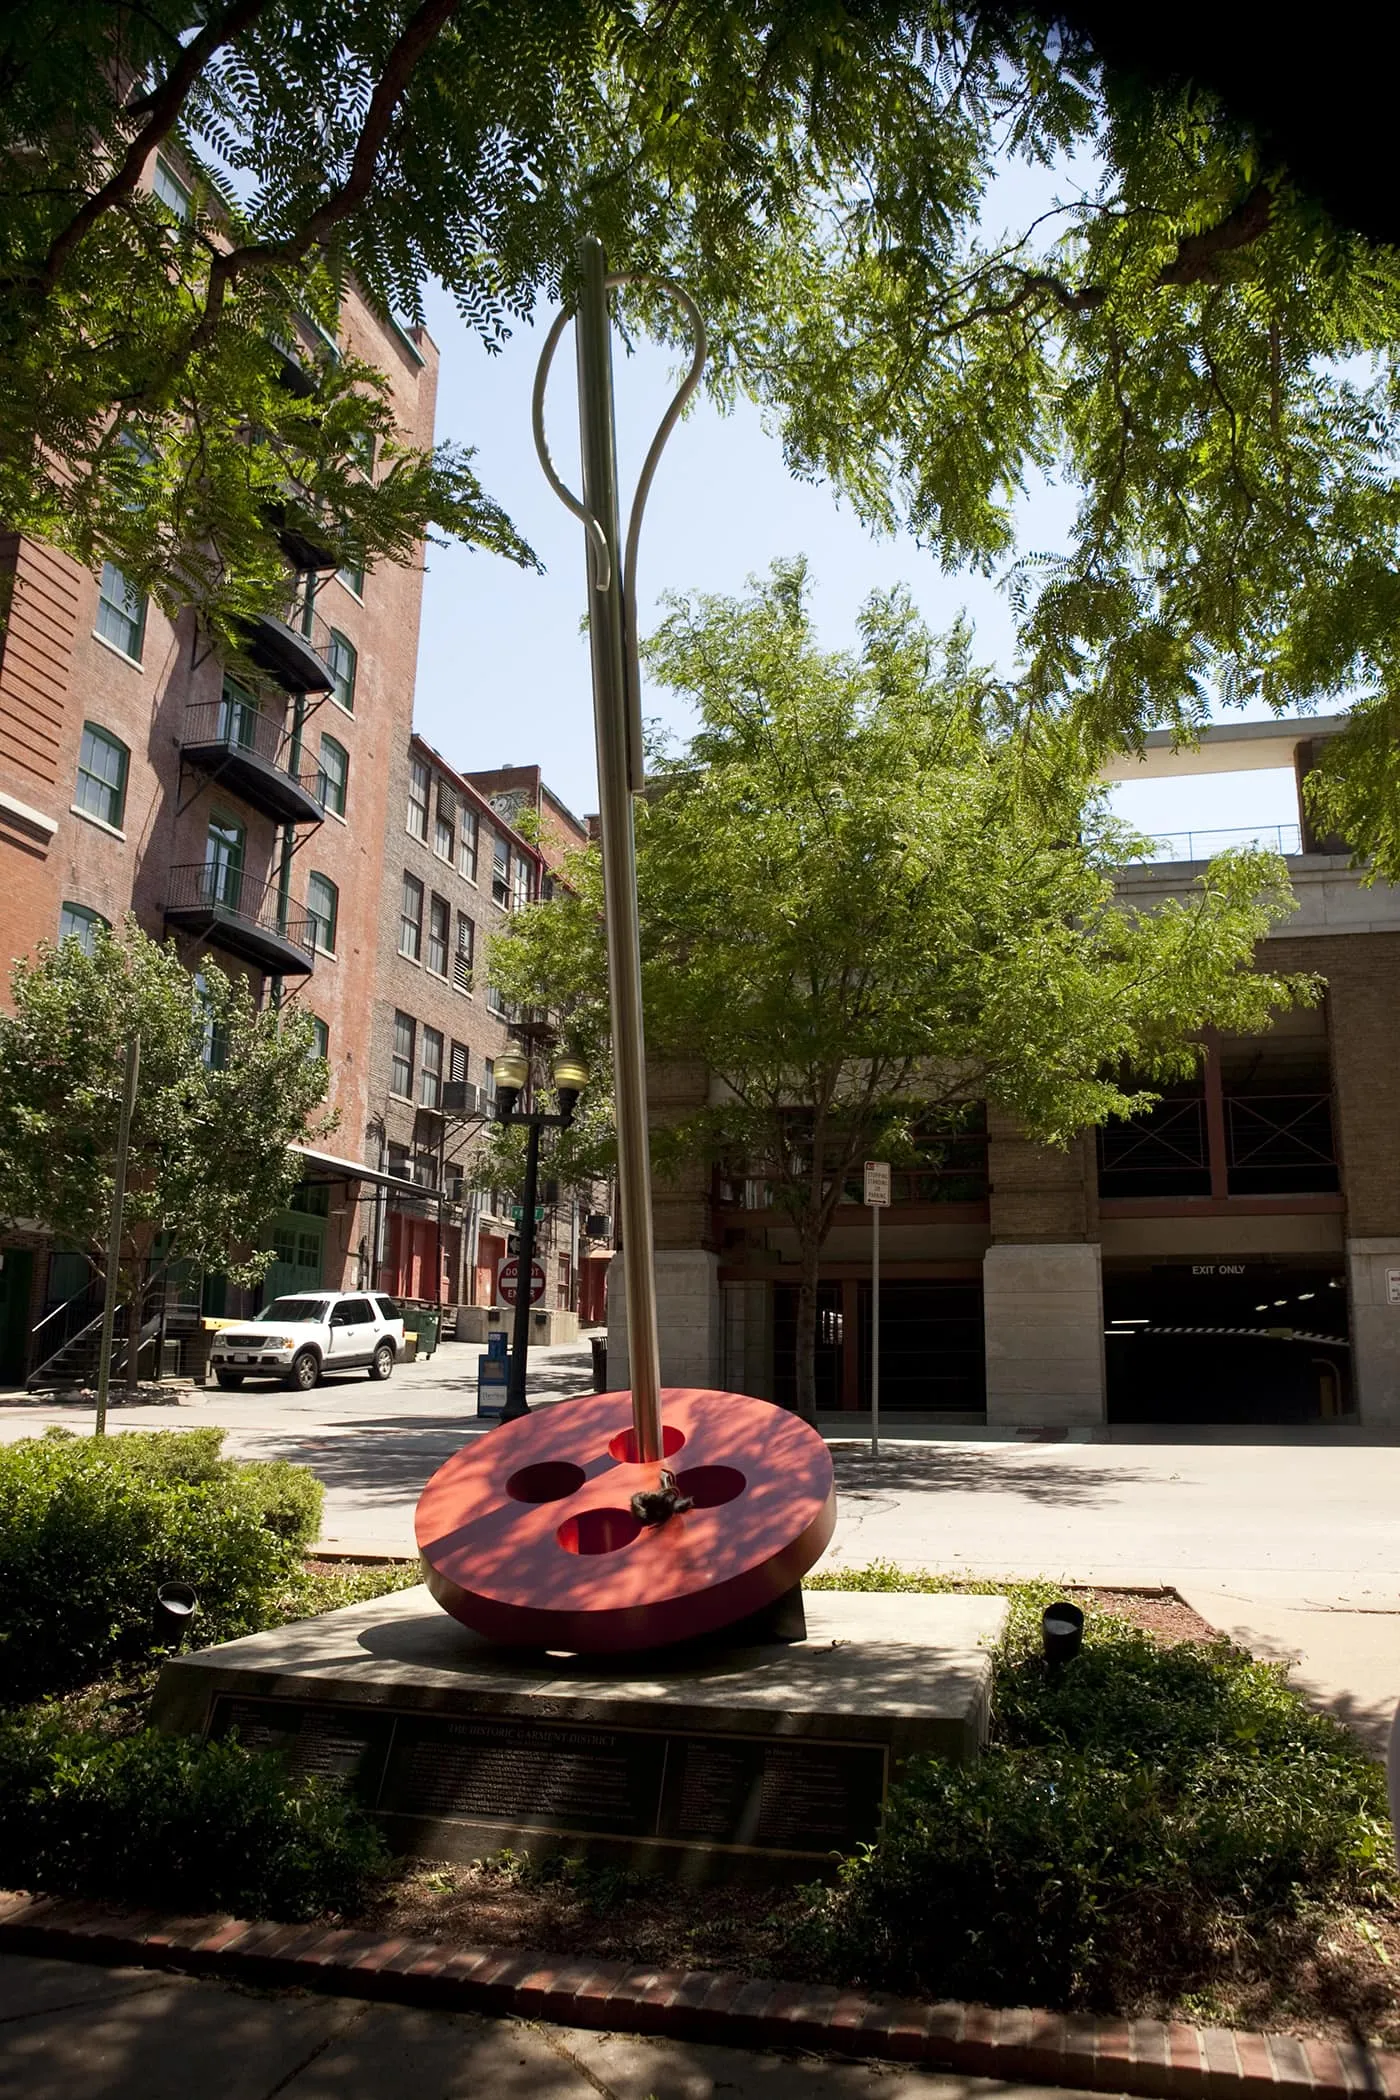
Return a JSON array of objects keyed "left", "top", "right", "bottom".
[
  {"left": 1122, "top": 822, "right": 1302, "bottom": 865},
  {"left": 182, "top": 698, "right": 325, "bottom": 802},
  {"left": 166, "top": 862, "right": 316, "bottom": 953}
]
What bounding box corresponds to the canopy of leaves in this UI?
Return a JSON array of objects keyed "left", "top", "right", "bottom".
[
  {"left": 491, "top": 560, "right": 1313, "bottom": 1241},
  {"left": 6, "top": 6, "right": 1400, "bottom": 854},
  {"left": 0, "top": 919, "right": 334, "bottom": 1286}
]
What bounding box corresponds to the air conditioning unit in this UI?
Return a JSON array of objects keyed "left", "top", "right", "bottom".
[
  {"left": 441, "top": 1078, "right": 478, "bottom": 1117},
  {"left": 585, "top": 1212, "right": 612, "bottom": 1240}
]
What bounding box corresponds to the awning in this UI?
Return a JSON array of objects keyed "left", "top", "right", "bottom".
[{"left": 289, "top": 1143, "right": 407, "bottom": 1192}]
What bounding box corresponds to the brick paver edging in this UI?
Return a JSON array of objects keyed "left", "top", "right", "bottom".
[{"left": 2, "top": 1890, "right": 1395, "bottom": 2098}]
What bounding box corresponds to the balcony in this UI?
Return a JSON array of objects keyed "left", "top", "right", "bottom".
[
  {"left": 180, "top": 699, "right": 325, "bottom": 825},
  {"left": 263, "top": 494, "right": 338, "bottom": 575},
  {"left": 234, "top": 610, "right": 335, "bottom": 695},
  {"left": 164, "top": 864, "right": 316, "bottom": 977}
]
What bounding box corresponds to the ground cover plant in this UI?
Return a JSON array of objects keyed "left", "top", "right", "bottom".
[{"left": 0, "top": 1428, "right": 416, "bottom": 1918}]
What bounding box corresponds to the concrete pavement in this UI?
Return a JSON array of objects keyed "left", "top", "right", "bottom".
[
  {"left": 0, "top": 1953, "right": 1092, "bottom": 2100},
  {"left": 3, "top": 1344, "right": 1397, "bottom": 1747}
]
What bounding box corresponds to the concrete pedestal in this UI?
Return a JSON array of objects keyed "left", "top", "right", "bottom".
[
  {"left": 983, "top": 1241, "right": 1106, "bottom": 1427},
  {"left": 152, "top": 1586, "right": 1006, "bottom": 1882}
]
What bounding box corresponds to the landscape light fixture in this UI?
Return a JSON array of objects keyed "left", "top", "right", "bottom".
[
  {"left": 1041, "top": 1599, "right": 1084, "bottom": 1668},
  {"left": 155, "top": 1581, "right": 198, "bottom": 1640}
]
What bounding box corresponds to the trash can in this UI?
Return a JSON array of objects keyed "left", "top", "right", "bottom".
[
  {"left": 590, "top": 1333, "right": 608, "bottom": 1392},
  {"left": 414, "top": 1304, "right": 440, "bottom": 1359}
]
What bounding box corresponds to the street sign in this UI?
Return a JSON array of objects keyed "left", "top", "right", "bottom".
[
  {"left": 498, "top": 1257, "right": 546, "bottom": 1307},
  {"left": 510, "top": 1205, "right": 546, "bottom": 1225},
  {"left": 863, "top": 1161, "right": 891, "bottom": 1207}
]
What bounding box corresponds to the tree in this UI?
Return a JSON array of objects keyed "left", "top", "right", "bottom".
[
  {"left": 7, "top": 8, "right": 1400, "bottom": 863},
  {"left": 490, "top": 563, "right": 1315, "bottom": 1418},
  {"left": 0, "top": 919, "right": 334, "bottom": 1386}
]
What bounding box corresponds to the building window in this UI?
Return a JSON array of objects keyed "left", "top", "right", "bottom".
[
  {"left": 419, "top": 1026, "right": 443, "bottom": 1109},
  {"left": 483, "top": 1058, "right": 495, "bottom": 1106},
  {"left": 454, "top": 912, "right": 474, "bottom": 992},
  {"left": 407, "top": 757, "right": 430, "bottom": 840},
  {"left": 317, "top": 732, "right": 348, "bottom": 817},
  {"left": 58, "top": 902, "right": 108, "bottom": 955},
  {"left": 486, "top": 980, "right": 508, "bottom": 1018},
  {"left": 511, "top": 853, "right": 532, "bottom": 912},
  {"left": 310, "top": 1015, "right": 329, "bottom": 1061},
  {"left": 152, "top": 155, "right": 192, "bottom": 221},
  {"left": 427, "top": 893, "right": 449, "bottom": 977},
  {"left": 399, "top": 872, "right": 423, "bottom": 960},
  {"left": 449, "top": 1040, "right": 469, "bottom": 1084},
  {"left": 193, "top": 971, "right": 229, "bottom": 1068},
  {"left": 338, "top": 557, "right": 365, "bottom": 598},
  {"left": 491, "top": 833, "right": 510, "bottom": 907},
  {"left": 391, "top": 1013, "right": 415, "bottom": 1098},
  {"left": 459, "top": 805, "right": 479, "bottom": 882},
  {"left": 306, "top": 871, "right": 338, "bottom": 953},
  {"left": 95, "top": 562, "right": 146, "bottom": 661},
  {"left": 327, "top": 629, "right": 357, "bottom": 712},
  {"left": 204, "top": 812, "right": 244, "bottom": 907},
  {"left": 217, "top": 675, "right": 259, "bottom": 750},
  {"left": 387, "top": 1140, "right": 410, "bottom": 1178},
  {"left": 74, "top": 722, "right": 129, "bottom": 828},
  {"left": 434, "top": 811, "right": 454, "bottom": 862}
]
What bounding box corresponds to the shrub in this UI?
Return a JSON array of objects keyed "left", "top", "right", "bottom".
[
  {"left": 795, "top": 1597, "right": 1395, "bottom": 2012},
  {"left": 0, "top": 1709, "right": 386, "bottom": 1919},
  {"left": 0, "top": 1430, "right": 324, "bottom": 1702}
]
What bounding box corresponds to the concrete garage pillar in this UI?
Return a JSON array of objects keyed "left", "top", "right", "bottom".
[
  {"left": 606, "top": 1249, "right": 722, "bottom": 1394},
  {"left": 982, "top": 1243, "right": 1107, "bottom": 1429},
  {"left": 1346, "top": 1239, "right": 1400, "bottom": 1428}
]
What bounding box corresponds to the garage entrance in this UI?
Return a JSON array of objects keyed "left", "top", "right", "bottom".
[{"left": 1103, "top": 1261, "right": 1350, "bottom": 1423}]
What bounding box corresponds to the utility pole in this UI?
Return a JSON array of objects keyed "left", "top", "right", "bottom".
[{"left": 95, "top": 1033, "right": 140, "bottom": 1437}]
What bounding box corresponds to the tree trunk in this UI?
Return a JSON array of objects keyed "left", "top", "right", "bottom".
[{"left": 792, "top": 1231, "right": 824, "bottom": 1422}]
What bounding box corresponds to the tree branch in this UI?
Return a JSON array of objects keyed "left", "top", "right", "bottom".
[
  {"left": 39, "top": 0, "right": 274, "bottom": 293},
  {"left": 192, "top": 0, "right": 459, "bottom": 343}
]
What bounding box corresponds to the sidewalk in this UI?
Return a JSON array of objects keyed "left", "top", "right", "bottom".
[{"left": 0, "top": 1952, "right": 1085, "bottom": 2100}]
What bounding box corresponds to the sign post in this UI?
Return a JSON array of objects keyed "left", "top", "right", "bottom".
[{"left": 863, "top": 1162, "right": 891, "bottom": 1458}]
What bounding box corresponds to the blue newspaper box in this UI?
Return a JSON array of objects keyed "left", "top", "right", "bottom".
[{"left": 476, "top": 1351, "right": 509, "bottom": 1417}]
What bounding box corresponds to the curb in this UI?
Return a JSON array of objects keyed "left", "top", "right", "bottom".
[{"left": 3, "top": 1893, "right": 1397, "bottom": 2096}]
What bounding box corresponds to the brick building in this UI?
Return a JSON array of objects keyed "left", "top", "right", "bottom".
[
  {"left": 0, "top": 264, "right": 440, "bottom": 1381},
  {"left": 608, "top": 714, "right": 1400, "bottom": 1429},
  {"left": 364, "top": 734, "right": 602, "bottom": 1328},
  {"left": 462, "top": 764, "right": 589, "bottom": 877}
]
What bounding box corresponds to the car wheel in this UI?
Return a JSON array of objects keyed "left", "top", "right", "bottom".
[
  {"left": 214, "top": 1370, "right": 245, "bottom": 1390},
  {"left": 285, "top": 1348, "right": 320, "bottom": 1392},
  {"left": 368, "top": 1341, "right": 395, "bottom": 1382}
]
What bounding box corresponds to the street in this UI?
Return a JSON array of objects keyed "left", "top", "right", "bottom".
[{"left": 4, "top": 1341, "right": 1398, "bottom": 1746}]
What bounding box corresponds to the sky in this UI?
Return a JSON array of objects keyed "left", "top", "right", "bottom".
[{"left": 411, "top": 172, "right": 1308, "bottom": 848}]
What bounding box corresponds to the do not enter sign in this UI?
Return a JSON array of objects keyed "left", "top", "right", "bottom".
[{"left": 498, "top": 1257, "right": 546, "bottom": 1307}]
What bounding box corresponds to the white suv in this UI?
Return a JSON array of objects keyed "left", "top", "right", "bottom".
[{"left": 210, "top": 1291, "right": 405, "bottom": 1392}]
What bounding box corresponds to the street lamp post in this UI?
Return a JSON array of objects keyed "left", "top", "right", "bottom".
[{"left": 495, "top": 1048, "right": 588, "bottom": 1422}]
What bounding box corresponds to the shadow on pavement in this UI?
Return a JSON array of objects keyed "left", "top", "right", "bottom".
[{"left": 831, "top": 1445, "right": 1152, "bottom": 1505}]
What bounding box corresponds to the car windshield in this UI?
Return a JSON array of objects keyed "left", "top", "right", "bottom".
[{"left": 257, "top": 1297, "right": 329, "bottom": 1324}]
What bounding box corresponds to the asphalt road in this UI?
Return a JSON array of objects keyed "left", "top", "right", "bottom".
[{"left": 4, "top": 1340, "right": 1398, "bottom": 1744}]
